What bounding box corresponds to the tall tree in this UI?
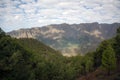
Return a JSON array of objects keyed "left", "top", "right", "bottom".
[
  {"left": 94, "top": 40, "right": 110, "bottom": 68},
  {"left": 0, "top": 28, "right": 5, "bottom": 38},
  {"left": 101, "top": 44, "right": 116, "bottom": 75},
  {"left": 114, "top": 27, "right": 120, "bottom": 58}
]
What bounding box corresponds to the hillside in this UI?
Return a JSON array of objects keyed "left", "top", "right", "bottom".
[
  {"left": 0, "top": 28, "right": 66, "bottom": 80},
  {"left": 0, "top": 28, "right": 81, "bottom": 80},
  {"left": 17, "top": 38, "right": 64, "bottom": 62},
  {"left": 8, "top": 22, "right": 120, "bottom": 56},
  {"left": 1, "top": 27, "right": 120, "bottom": 80},
  {"left": 1, "top": 28, "right": 95, "bottom": 80}
]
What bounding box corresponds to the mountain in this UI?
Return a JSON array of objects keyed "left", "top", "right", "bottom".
[{"left": 7, "top": 22, "right": 120, "bottom": 56}]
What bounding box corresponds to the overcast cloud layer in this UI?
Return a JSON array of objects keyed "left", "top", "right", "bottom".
[{"left": 0, "top": 0, "right": 120, "bottom": 32}]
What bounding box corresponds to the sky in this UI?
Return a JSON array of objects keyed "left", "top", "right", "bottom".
[{"left": 0, "top": 0, "right": 120, "bottom": 32}]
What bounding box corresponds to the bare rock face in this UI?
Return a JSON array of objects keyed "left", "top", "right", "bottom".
[{"left": 7, "top": 22, "right": 120, "bottom": 56}]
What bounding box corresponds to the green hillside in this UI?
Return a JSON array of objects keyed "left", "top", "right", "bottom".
[
  {"left": 17, "top": 38, "right": 63, "bottom": 62},
  {"left": 0, "top": 28, "right": 77, "bottom": 80},
  {"left": 0, "top": 27, "right": 120, "bottom": 80},
  {"left": 0, "top": 28, "right": 34, "bottom": 80}
]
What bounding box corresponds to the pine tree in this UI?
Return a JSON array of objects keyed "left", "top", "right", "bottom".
[
  {"left": 0, "top": 28, "right": 5, "bottom": 38},
  {"left": 114, "top": 27, "right": 120, "bottom": 58},
  {"left": 102, "top": 44, "right": 116, "bottom": 75}
]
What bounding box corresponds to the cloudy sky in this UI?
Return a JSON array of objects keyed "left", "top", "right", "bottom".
[{"left": 0, "top": 0, "right": 120, "bottom": 32}]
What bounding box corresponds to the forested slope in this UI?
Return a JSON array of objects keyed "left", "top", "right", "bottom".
[{"left": 0, "top": 27, "right": 120, "bottom": 80}]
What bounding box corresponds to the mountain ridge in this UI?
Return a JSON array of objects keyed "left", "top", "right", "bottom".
[{"left": 7, "top": 22, "right": 120, "bottom": 56}]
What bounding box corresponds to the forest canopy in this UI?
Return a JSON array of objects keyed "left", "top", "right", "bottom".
[{"left": 0, "top": 27, "right": 120, "bottom": 80}]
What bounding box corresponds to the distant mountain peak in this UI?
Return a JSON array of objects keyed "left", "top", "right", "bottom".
[{"left": 7, "top": 23, "right": 120, "bottom": 56}]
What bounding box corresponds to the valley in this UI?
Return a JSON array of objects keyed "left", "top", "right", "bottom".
[{"left": 8, "top": 22, "right": 120, "bottom": 56}]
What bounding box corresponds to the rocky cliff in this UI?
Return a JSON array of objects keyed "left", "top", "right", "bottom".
[{"left": 7, "top": 22, "right": 120, "bottom": 56}]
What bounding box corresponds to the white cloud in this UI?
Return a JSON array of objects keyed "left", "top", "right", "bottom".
[{"left": 0, "top": 0, "right": 120, "bottom": 32}]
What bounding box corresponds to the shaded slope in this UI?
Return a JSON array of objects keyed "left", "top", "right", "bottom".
[{"left": 17, "top": 38, "right": 64, "bottom": 62}]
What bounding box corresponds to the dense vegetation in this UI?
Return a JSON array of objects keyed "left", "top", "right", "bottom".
[{"left": 0, "top": 27, "right": 120, "bottom": 80}]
